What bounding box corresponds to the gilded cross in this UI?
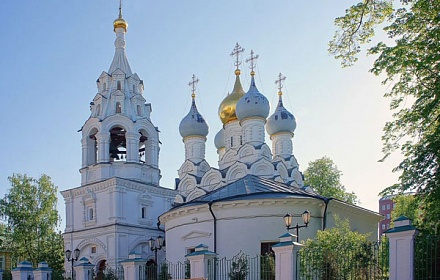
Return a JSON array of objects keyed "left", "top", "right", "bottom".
[
  {"left": 246, "top": 50, "right": 259, "bottom": 73},
  {"left": 230, "top": 42, "right": 245, "bottom": 70},
  {"left": 188, "top": 74, "right": 199, "bottom": 98},
  {"left": 275, "top": 73, "right": 286, "bottom": 94}
]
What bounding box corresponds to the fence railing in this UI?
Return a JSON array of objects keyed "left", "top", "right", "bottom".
[
  {"left": 414, "top": 234, "right": 440, "bottom": 280},
  {"left": 139, "top": 260, "right": 188, "bottom": 280},
  {"left": 206, "top": 252, "right": 275, "bottom": 280},
  {"left": 297, "top": 241, "right": 389, "bottom": 280}
]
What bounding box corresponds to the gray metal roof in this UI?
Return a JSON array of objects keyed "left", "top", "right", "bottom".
[{"left": 174, "top": 174, "right": 327, "bottom": 208}]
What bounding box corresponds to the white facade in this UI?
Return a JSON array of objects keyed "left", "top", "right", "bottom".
[{"left": 61, "top": 10, "right": 176, "bottom": 272}]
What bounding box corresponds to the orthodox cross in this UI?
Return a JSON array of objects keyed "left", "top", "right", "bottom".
[
  {"left": 246, "top": 50, "right": 259, "bottom": 73},
  {"left": 188, "top": 74, "right": 199, "bottom": 98},
  {"left": 230, "top": 42, "right": 245, "bottom": 70},
  {"left": 275, "top": 73, "right": 286, "bottom": 95}
]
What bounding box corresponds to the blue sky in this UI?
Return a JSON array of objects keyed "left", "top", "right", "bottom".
[{"left": 1, "top": 1, "right": 401, "bottom": 228}]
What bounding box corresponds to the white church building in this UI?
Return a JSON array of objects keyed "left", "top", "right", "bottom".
[{"left": 62, "top": 6, "right": 382, "bottom": 272}]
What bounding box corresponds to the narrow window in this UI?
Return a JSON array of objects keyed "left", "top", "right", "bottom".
[
  {"left": 381, "top": 224, "right": 385, "bottom": 230},
  {"left": 117, "top": 81, "right": 122, "bottom": 90},
  {"left": 386, "top": 204, "right": 390, "bottom": 210},
  {"left": 103, "top": 83, "right": 107, "bottom": 91},
  {"left": 89, "top": 208, "right": 94, "bottom": 220},
  {"left": 137, "top": 105, "right": 142, "bottom": 116},
  {"left": 116, "top": 102, "right": 122, "bottom": 113},
  {"left": 91, "top": 246, "right": 97, "bottom": 254},
  {"left": 96, "top": 104, "right": 101, "bottom": 117},
  {"left": 231, "top": 137, "right": 233, "bottom": 147},
  {"left": 240, "top": 135, "right": 243, "bottom": 145},
  {"left": 133, "top": 84, "right": 136, "bottom": 93},
  {"left": 141, "top": 207, "right": 147, "bottom": 219}
]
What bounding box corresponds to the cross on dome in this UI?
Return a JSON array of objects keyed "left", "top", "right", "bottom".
[
  {"left": 275, "top": 73, "right": 286, "bottom": 96},
  {"left": 118, "top": 0, "right": 122, "bottom": 18},
  {"left": 230, "top": 43, "right": 245, "bottom": 74},
  {"left": 246, "top": 50, "right": 259, "bottom": 76},
  {"left": 188, "top": 74, "right": 200, "bottom": 98}
]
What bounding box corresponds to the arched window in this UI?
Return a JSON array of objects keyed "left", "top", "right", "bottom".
[
  {"left": 116, "top": 102, "right": 122, "bottom": 113},
  {"left": 117, "top": 81, "right": 122, "bottom": 90}
]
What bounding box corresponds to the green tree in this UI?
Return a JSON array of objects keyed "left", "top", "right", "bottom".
[
  {"left": 304, "top": 157, "right": 358, "bottom": 204},
  {"left": 0, "top": 174, "right": 64, "bottom": 271},
  {"left": 300, "top": 216, "right": 386, "bottom": 279},
  {"left": 331, "top": 1, "right": 440, "bottom": 230}
]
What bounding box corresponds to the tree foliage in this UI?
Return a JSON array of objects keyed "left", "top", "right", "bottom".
[
  {"left": 304, "top": 157, "right": 358, "bottom": 204},
  {"left": 0, "top": 174, "right": 64, "bottom": 271},
  {"left": 300, "top": 216, "right": 387, "bottom": 279},
  {"left": 331, "top": 0, "right": 440, "bottom": 229}
]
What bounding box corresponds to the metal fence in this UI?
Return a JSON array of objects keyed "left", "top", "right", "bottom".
[
  {"left": 297, "top": 241, "right": 389, "bottom": 280},
  {"left": 414, "top": 234, "right": 440, "bottom": 280},
  {"left": 139, "top": 260, "right": 188, "bottom": 280},
  {"left": 206, "top": 252, "right": 275, "bottom": 280}
]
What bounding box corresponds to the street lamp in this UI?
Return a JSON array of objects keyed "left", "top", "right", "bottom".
[
  {"left": 148, "top": 235, "right": 165, "bottom": 264},
  {"left": 65, "top": 248, "right": 80, "bottom": 280},
  {"left": 283, "top": 210, "right": 311, "bottom": 242}
]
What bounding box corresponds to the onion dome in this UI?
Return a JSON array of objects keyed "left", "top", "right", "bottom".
[
  {"left": 180, "top": 75, "right": 209, "bottom": 138},
  {"left": 236, "top": 73, "right": 270, "bottom": 121},
  {"left": 179, "top": 96, "right": 209, "bottom": 138},
  {"left": 266, "top": 94, "right": 296, "bottom": 135},
  {"left": 214, "top": 128, "right": 225, "bottom": 149},
  {"left": 113, "top": 3, "right": 128, "bottom": 32},
  {"left": 219, "top": 70, "right": 246, "bottom": 125}
]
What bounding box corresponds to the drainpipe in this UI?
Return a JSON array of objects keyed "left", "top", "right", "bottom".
[
  {"left": 322, "top": 198, "right": 332, "bottom": 230},
  {"left": 208, "top": 202, "right": 217, "bottom": 253}
]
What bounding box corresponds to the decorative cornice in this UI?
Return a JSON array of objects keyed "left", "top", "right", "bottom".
[{"left": 61, "top": 177, "right": 176, "bottom": 199}]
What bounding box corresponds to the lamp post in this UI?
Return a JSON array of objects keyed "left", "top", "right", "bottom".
[
  {"left": 148, "top": 235, "right": 164, "bottom": 264},
  {"left": 283, "top": 210, "right": 311, "bottom": 242},
  {"left": 65, "top": 248, "right": 80, "bottom": 280}
]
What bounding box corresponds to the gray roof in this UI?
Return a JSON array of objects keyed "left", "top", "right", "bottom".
[{"left": 174, "top": 174, "right": 327, "bottom": 208}]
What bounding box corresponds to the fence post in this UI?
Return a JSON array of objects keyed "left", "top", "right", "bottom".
[
  {"left": 74, "top": 257, "right": 95, "bottom": 280},
  {"left": 272, "top": 232, "right": 304, "bottom": 280},
  {"left": 120, "top": 253, "right": 147, "bottom": 280},
  {"left": 33, "top": 262, "right": 52, "bottom": 280},
  {"left": 385, "top": 215, "right": 418, "bottom": 280},
  {"left": 11, "top": 261, "right": 34, "bottom": 280},
  {"left": 185, "top": 244, "right": 217, "bottom": 279}
]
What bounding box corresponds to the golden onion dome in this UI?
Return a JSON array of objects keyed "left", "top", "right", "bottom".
[
  {"left": 113, "top": 17, "right": 128, "bottom": 32},
  {"left": 113, "top": 3, "right": 128, "bottom": 32},
  {"left": 219, "top": 70, "right": 245, "bottom": 125}
]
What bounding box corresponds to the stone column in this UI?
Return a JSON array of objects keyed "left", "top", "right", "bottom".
[
  {"left": 125, "top": 132, "right": 140, "bottom": 162},
  {"left": 33, "top": 262, "right": 52, "bottom": 280},
  {"left": 11, "top": 261, "right": 33, "bottom": 280},
  {"left": 385, "top": 215, "right": 418, "bottom": 280},
  {"left": 96, "top": 132, "right": 110, "bottom": 163},
  {"left": 120, "top": 253, "right": 147, "bottom": 280},
  {"left": 185, "top": 244, "right": 217, "bottom": 279},
  {"left": 272, "top": 232, "right": 304, "bottom": 280},
  {"left": 74, "top": 257, "right": 95, "bottom": 280}
]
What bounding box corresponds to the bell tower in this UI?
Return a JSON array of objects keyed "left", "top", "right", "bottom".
[
  {"left": 79, "top": 4, "right": 160, "bottom": 186},
  {"left": 62, "top": 4, "right": 175, "bottom": 272}
]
